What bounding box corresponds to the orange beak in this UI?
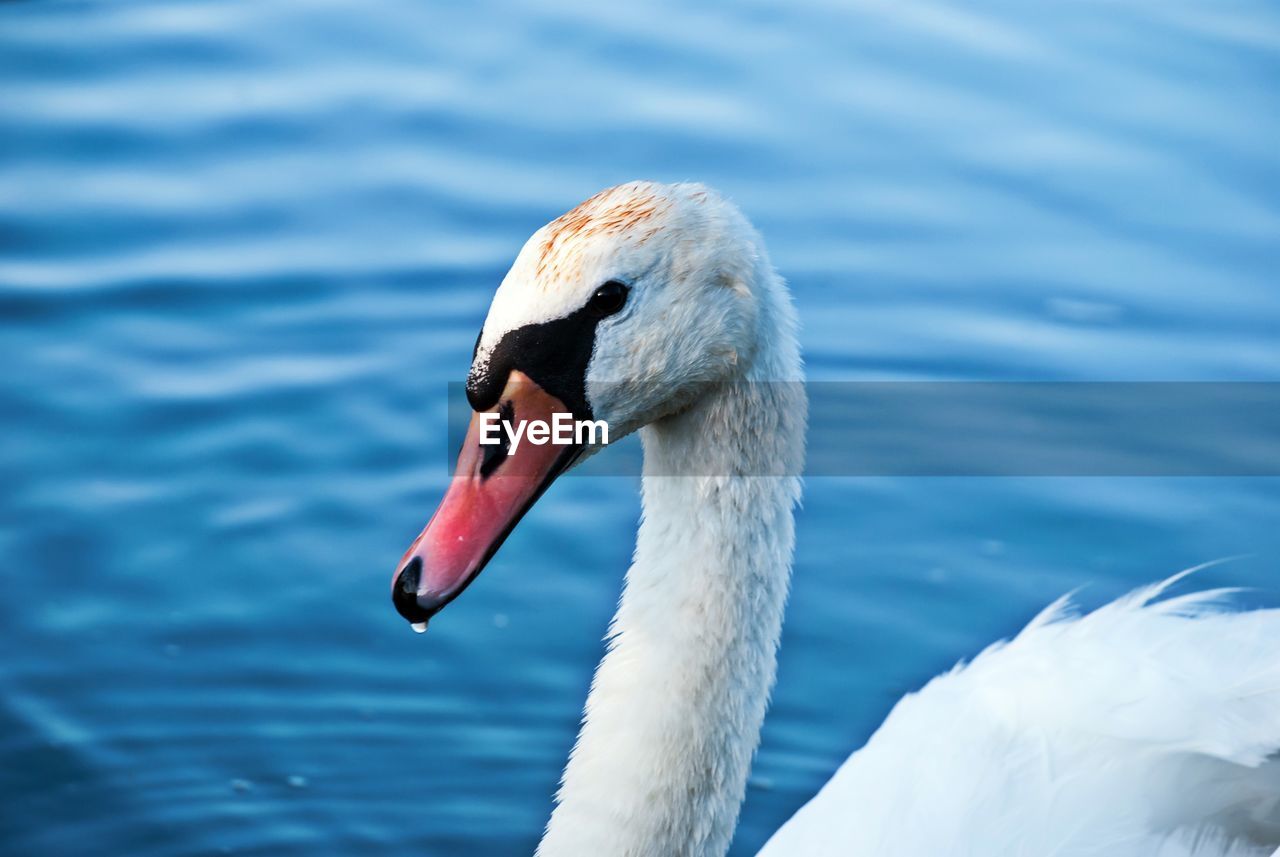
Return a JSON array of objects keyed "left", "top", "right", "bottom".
[{"left": 391, "top": 371, "right": 583, "bottom": 628}]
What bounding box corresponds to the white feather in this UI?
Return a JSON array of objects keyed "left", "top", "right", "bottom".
[{"left": 759, "top": 575, "right": 1280, "bottom": 857}]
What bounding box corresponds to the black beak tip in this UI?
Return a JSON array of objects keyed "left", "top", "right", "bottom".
[{"left": 392, "top": 557, "right": 436, "bottom": 625}]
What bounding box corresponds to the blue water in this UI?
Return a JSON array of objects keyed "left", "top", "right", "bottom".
[{"left": 2, "top": 1, "right": 1279, "bottom": 854}]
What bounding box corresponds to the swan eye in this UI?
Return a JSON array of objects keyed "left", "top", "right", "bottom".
[{"left": 587, "top": 281, "right": 629, "bottom": 318}]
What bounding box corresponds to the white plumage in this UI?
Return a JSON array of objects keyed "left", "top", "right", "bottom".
[
  {"left": 760, "top": 570, "right": 1280, "bottom": 856},
  {"left": 424, "top": 181, "right": 1280, "bottom": 857}
]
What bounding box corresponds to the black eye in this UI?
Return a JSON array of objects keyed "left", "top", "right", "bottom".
[{"left": 587, "top": 280, "right": 629, "bottom": 317}]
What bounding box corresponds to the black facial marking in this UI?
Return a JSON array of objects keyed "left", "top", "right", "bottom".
[{"left": 467, "top": 284, "right": 630, "bottom": 418}]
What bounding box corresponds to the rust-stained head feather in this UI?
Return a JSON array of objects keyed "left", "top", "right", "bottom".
[{"left": 532, "top": 183, "right": 680, "bottom": 285}]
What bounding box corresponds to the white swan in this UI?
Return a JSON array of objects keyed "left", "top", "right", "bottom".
[{"left": 392, "top": 181, "right": 1280, "bottom": 857}]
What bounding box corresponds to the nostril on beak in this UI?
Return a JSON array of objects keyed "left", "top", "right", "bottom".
[
  {"left": 392, "top": 556, "right": 432, "bottom": 624},
  {"left": 479, "top": 399, "right": 515, "bottom": 479}
]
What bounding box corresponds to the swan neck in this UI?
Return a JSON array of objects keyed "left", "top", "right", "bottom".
[{"left": 537, "top": 291, "right": 805, "bottom": 857}]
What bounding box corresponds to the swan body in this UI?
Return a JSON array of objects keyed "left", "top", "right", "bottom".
[
  {"left": 760, "top": 575, "right": 1280, "bottom": 857},
  {"left": 394, "top": 181, "right": 1280, "bottom": 857}
]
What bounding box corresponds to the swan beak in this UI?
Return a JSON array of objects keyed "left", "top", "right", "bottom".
[{"left": 391, "top": 370, "right": 581, "bottom": 628}]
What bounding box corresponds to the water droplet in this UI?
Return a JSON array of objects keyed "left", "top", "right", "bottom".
[
  {"left": 230, "top": 778, "right": 253, "bottom": 794},
  {"left": 286, "top": 775, "right": 309, "bottom": 789},
  {"left": 411, "top": 621, "right": 428, "bottom": 634}
]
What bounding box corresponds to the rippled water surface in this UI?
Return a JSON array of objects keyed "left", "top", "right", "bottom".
[{"left": 3, "top": 1, "right": 1279, "bottom": 854}]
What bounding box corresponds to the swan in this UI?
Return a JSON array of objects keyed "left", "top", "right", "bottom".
[{"left": 391, "top": 181, "right": 1280, "bottom": 857}]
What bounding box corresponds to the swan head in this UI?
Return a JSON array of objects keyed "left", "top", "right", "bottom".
[
  {"left": 472, "top": 180, "right": 769, "bottom": 434},
  {"left": 393, "top": 181, "right": 778, "bottom": 626}
]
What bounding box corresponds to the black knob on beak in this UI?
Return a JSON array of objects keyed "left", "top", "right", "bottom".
[{"left": 392, "top": 556, "right": 434, "bottom": 625}]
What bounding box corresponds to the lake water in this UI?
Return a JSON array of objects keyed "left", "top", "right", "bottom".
[{"left": 2, "top": 1, "right": 1278, "bottom": 854}]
